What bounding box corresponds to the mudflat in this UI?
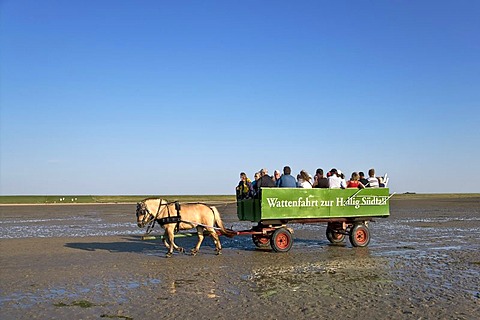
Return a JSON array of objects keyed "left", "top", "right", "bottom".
[{"left": 1, "top": 196, "right": 479, "bottom": 319}]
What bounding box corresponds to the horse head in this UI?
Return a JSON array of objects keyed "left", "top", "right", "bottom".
[
  {"left": 136, "top": 198, "right": 165, "bottom": 228},
  {"left": 136, "top": 200, "right": 152, "bottom": 227}
]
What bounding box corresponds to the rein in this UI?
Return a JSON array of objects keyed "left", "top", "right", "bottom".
[
  {"left": 140, "top": 200, "right": 164, "bottom": 226},
  {"left": 141, "top": 200, "right": 167, "bottom": 235}
]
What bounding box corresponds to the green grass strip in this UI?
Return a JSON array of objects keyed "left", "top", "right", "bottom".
[{"left": 0, "top": 195, "right": 236, "bottom": 205}]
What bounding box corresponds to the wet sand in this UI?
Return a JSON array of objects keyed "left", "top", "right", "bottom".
[{"left": 1, "top": 196, "right": 479, "bottom": 319}]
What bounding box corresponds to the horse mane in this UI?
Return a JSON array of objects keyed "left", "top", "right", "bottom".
[
  {"left": 141, "top": 197, "right": 161, "bottom": 202},
  {"left": 141, "top": 198, "right": 213, "bottom": 207},
  {"left": 140, "top": 197, "right": 168, "bottom": 205}
]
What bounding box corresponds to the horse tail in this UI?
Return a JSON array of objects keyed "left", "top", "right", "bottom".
[{"left": 211, "top": 206, "right": 236, "bottom": 238}]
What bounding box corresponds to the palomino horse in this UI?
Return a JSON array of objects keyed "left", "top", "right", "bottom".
[{"left": 136, "top": 198, "right": 232, "bottom": 257}]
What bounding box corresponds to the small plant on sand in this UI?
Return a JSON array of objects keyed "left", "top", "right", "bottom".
[
  {"left": 100, "top": 314, "right": 133, "bottom": 320},
  {"left": 53, "top": 300, "right": 96, "bottom": 308},
  {"left": 72, "top": 300, "right": 95, "bottom": 308},
  {"left": 53, "top": 302, "right": 69, "bottom": 307}
]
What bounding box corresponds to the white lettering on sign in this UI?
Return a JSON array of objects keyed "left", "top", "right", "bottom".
[
  {"left": 337, "top": 196, "right": 390, "bottom": 209},
  {"left": 343, "top": 197, "right": 361, "bottom": 209},
  {"left": 266, "top": 196, "right": 319, "bottom": 208},
  {"left": 266, "top": 195, "right": 389, "bottom": 209},
  {"left": 361, "top": 196, "right": 389, "bottom": 205},
  {"left": 320, "top": 200, "right": 333, "bottom": 207}
]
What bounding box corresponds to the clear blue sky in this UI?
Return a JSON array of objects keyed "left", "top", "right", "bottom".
[{"left": 1, "top": 0, "right": 479, "bottom": 195}]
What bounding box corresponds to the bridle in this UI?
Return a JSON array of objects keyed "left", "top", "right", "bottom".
[{"left": 136, "top": 199, "right": 166, "bottom": 227}]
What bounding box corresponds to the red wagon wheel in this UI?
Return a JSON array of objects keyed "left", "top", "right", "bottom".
[
  {"left": 326, "top": 224, "right": 346, "bottom": 244},
  {"left": 270, "top": 228, "right": 293, "bottom": 252},
  {"left": 349, "top": 224, "right": 370, "bottom": 247},
  {"left": 252, "top": 234, "right": 270, "bottom": 248}
]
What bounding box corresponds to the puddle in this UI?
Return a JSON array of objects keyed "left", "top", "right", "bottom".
[
  {"left": 0, "top": 278, "right": 162, "bottom": 308},
  {"left": 241, "top": 261, "right": 381, "bottom": 297},
  {"left": 0, "top": 217, "right": 139, "bottom": 239}
]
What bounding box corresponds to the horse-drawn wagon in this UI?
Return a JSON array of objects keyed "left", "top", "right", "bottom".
[
  {"left": 137, "top": 188, "right": 392, "bottom": 256},
  {"left": 236, "top": 187, "right": 391, "bottom": 252}
]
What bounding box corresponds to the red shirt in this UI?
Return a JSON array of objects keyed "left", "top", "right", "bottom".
[{"left": 347, "top": 180, "right": 361, "bottom": 188}]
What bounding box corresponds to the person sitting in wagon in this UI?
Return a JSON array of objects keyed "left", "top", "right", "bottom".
[
  {"left": 367, "top": 168, "right": 379, "bottom": 188},
  {"left": 236, "top": 172, "right": 253, "bottom": 199},
  {"left": 347, "top": 172, "right": 365, "bottom": 189},
  {"left": 313, "top": 168, "right": 329, "bottom": 188},
  {"left": 277, "top": 166, "right": 297, "bottom": 188},
  {"left": 359, "top": 171, "right": 369, "bottom": 186},
  {"left": 378, "top": 176, "right": 386, "bottom": 188},
  {"left": 328, "top": 168, "right": 344, "bottom": 189},
  {"left": 297, "top": 170, "right": 313, "bottom": 188},
  {"left": 273, "top": 170, "right": 281, "bottom": 186},
  {"left": 255, "top": 168, "right": 276, "bottom": 192}
]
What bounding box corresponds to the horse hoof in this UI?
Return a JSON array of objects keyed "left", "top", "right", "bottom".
[
  {"left": 191, "top": 249, "right": 198, "bottom": 256},
  {"left": 166, "top": 252, "right": 173, "bottom": 258},
  {"left": 177, "top": 247, "right": 185, "bottom": 253},
  {"left": 216, "top": 250, "right": 222, "bottom": 256}
]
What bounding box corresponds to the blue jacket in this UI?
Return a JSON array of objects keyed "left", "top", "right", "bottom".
[{"left": 278, "top": 174, "right": 297, "bottom": 188}]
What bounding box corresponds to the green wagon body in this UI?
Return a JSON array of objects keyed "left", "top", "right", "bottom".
[{"left": 237, "top": 187, "right": 390, "bottom": 222}]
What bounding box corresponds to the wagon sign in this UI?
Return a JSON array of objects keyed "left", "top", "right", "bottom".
[{"left": 238, "top": 188, "right": 390, "bottom": 222}]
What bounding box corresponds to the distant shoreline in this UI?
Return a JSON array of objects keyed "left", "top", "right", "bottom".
[
  {"left": 0, "top": 195, "right": 237, "bottom": 205},
  {"left": 0, "top": 193, "right": 478, "bottom": 205},
  {"left": 0, "top": 202, "right": 136, "bottom": 206}
]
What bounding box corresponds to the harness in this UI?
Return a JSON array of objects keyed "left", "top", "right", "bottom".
[
  {"left": 140, "top": 200, "right": 183, "bottom": 234},
  {"left": 157, "top": 201, "right": 182, "bottom": 233}
]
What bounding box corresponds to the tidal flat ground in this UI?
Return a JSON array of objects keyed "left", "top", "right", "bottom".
[{"left": 1, "top": 195, "right": 479, "bottom": 319}]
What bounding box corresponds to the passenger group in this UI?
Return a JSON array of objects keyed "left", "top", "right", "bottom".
[{"left": 236, "top": 167, "right": 387, "bottom": 199}]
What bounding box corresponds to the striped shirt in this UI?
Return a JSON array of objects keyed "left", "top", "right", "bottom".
[{"left": 367, "top": 177, "right": 379, "bottom": 188}]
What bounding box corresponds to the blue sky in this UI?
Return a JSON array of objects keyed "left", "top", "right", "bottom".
[{"left": 1, "top": 0, "right": 479, "bottom": 195}]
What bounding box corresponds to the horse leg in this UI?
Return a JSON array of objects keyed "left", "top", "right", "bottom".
[
  {"left": 191, "top": 226, "right": 204, "bottom": 256},
  {"left": 163, "top": 237, "right": 183, "bottom": 252},
  {"left": 162, "top": 231, "right": 170, "bottom": 249},
  {"left": 171, "top": 231, "right": 184, "bottom": 253},
  {"left": 164, "top": 226, "right": 184, "bottom": 256},
  {"left": 165, "top": 226, "right": 176, "bottom": 258},
  {"left": 208, "top": 228, "right": 222, "bottom": 255}
]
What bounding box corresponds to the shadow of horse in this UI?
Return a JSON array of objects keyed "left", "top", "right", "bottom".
[
  {"left": 64, "top": 235, "right": 162, "bottom": 253},
  {"left": 64, "top": 234, "right": 346, "bottom": 255},
  {"left": 64, "top": 234, "right": 265, "bottom": 255}
]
